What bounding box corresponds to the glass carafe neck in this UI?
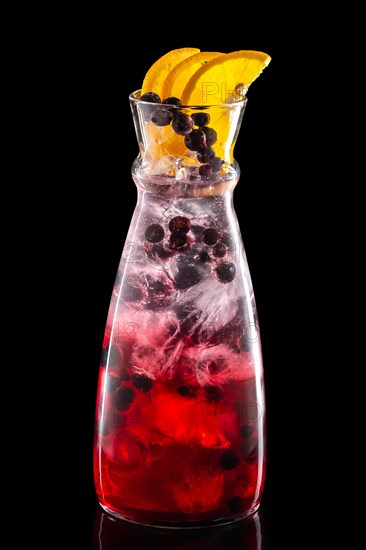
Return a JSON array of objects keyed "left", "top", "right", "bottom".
[{"left": 130, "top": 90, "right": 247, "bottom": 195}]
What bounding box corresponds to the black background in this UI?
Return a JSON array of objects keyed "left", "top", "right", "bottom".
[{"left": 28, "top": 18, "right": 337, "bottom": 548}]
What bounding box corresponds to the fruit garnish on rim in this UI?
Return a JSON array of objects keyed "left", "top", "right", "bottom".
[
  {"left": 137, "top": 47, "right": 271, "bottom": 167},
  {"left": 161, "top": 51, "right": 223, "bottom": 101},
  {"left": 141, "top": 47, "right": 200, "bottom": 98},
  {"left": 181, "top": 50, "right": 271, "bottom": 105}
]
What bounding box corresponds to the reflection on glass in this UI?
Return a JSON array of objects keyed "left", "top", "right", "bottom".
[{"left": 93, "top": 507, "right": 264, "bottom": 549}]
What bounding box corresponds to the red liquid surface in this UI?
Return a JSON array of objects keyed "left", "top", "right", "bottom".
[{"left": 94, "top": 336, "right": 265, "bottom": 526}]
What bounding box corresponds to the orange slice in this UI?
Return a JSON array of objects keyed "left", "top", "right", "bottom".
[
  {"left": 141, "top": 47, "right": 200, "bottom": 98},
  {"left": 181, "top": 50, "right": 271, "bottom": 161},
  {"left": 181, "top": 50, "right": 271, "bottom": 105},
  {"left": 161, "top": 51, "right": 223, "bottom": 101},
  {"left": 140, "top": 48, "right": 271, "bottom": 165}
]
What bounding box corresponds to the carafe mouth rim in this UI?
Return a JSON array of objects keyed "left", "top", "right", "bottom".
[{"left": 129, "top": 89, "right": 248, "bottom": 110}]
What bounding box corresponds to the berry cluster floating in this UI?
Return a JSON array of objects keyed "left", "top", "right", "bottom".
[
  {"left": 145, "top": 215, "right": 236, "bottom": 284},
  {"left": 140, "top": 92, "right": 224, "bottom": 175}
]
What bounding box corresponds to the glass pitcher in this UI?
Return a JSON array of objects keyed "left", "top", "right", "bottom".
[{"left": 93, "top": 91, "right": 266, "bottom": 528}]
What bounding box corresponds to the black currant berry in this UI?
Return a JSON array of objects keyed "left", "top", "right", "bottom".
[
  {"left": 220, "top": 449, "right": 239, "bottom": 469},
  {"left": 204, "top": 385, "right": 225, "bottom": 402},
  {"left": 140, "top": 92, "right": 161, "bottom": 103},
  {"left": 240, "top": 424, "right": 254, "bottom": 438},
  {"left": 191, "top": 112, "right": 210, "bottom": 126},
  {"left": 227, "top": 495, "right": 244, "bottom": 513},
  {"left": 184, "top": 129, "right": 206, "bottom": 151},
  {"left": 209, "top": 156, "right": 223, "bottom": 172},
  {"left": 198, "top": 164, "right": 212, "bottom": 178},
  {"left": 145, "top": 224, "right": 164, "bottom": 243},
  {"left": 162, "top": 97, "right": 182, "bottom": 106},
  {"left": 197, "top": 146, "right": 215, "bottom": 163},
  {"left": 177, "top": 385, "right": 197, "bottom": 397},
  {"left": 168, "top": 216, "right": 191, "bottom": 233},
  {"left": 216, "top": 262, "right": 236, "bottom": 283},
  {"left": 203, "top": 228, "right": 219, "bottom": 245},
  {"left": 113, "top": 386, "right": 135, "bottom": 411},
  {"left": 169, "top": 231, "right": 188, "bottom": 250},
  {"left": 201, "top": 126, "right": 217, "bottom": 146},
  {"left": 172, "top": 113, "right": 194, "bottom": 135},
  {"left": 132, "top": 374, "right": 153, "bottom": 393},
  {"left": 213, "top": 242, "right": 227, "bottom": 257},
  {"left": 150, "top": 108, "right": 173, "bottom": 126}
]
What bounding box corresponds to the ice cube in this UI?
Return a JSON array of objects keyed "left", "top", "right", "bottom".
[
  {"left": 173, "top": 275, "right": 241, "bottom": 340},
  {"left": 138, "top": 382, "right": 230, "bottom": 449},
  {"left": 164, "top": 462, "right": 224, "bottom": 513}
]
